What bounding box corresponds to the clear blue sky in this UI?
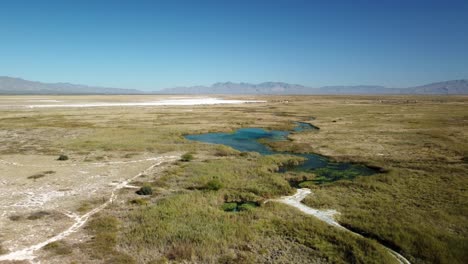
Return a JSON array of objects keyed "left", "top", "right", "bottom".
[{"left": 1, "top": 0, "right": 467, "bottom": 90}]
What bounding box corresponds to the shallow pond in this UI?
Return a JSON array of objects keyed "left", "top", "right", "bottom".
[{"left": 185, "top": 122, "right": 377, "bottom": 184}]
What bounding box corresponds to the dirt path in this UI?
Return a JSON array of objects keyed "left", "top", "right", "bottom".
[
  {"left": 275, "top": 188, "right": 411, "bottom": 264},
  {"left": 0, "top": 155, "right": 178, "bottom": 263},
  {"left": 0, "top": 157, "right": 168, "bottom": 168}
]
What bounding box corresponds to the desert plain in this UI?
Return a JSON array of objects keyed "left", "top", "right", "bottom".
[{"left": 0, "top": 95, "right": 466, "bottom": 264}]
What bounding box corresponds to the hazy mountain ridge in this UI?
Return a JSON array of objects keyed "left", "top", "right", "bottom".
[
  {"left": 0, "top": 76, "right": 467, "bottom": 95},
  {"left": 162, "top": 82, "right": 310, "bottom": 94},
  {"left": 403, "top": 79, "right": 468, "bottom": 94},
  {"left": 159, "top": 80, "right": 468, "bottom": 95},
  {"left": 0, "top": 76, "right": 140, "bottom": 94}
]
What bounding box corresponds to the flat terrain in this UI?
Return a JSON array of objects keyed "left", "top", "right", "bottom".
[{"left": 0, "top": 95, "right": 466, "bottom": 264}]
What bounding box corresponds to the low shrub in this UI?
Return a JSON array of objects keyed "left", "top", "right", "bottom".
[
  {"left": 77, "top": 201, "right": 93, "bottom": 213},
  {"left": 27, "top": 170, "right": 55, "bottom": 180},
  {"left": 27, "top": 173, "right": 45, "bottom": 180},
  {"left": 130, "top": 198, "right": 148, "bottom": 205},
  {"left": 57, "top": 154, "right": 69, "bottom": 161},
  {"left": 27, "top": 211, "right": 50, "bottom": 220},
  {"left": 214, "top": 146, "right": 238, "bottom": 157},
  {"left": 43, "top": 242, "right": 60, "bottom": 250},
  {"left": 43, "top": 241, "right": 72, "bottom": 255},
  {"left": 204, "top": 179, "right": 223, "bottom": 191},
  {"left": 165, "top": 242, "right": 194, "bottom": 261},
  {"left": 221, "top": 201, "right": 259, "bottom": 212},
  {"left": 8, "top": 215, "right": 22, "bottom": 221},
  {"left": 181, "top": 153, "right": 194, "bottom": 162},
  {"left": 221, "top": 202, "right": 238, "bottom": 212},
  {"left": 136, "top": 185, "right": 153, "bottom": 195},
  {"left": 238, "top": 202, "right": 258, "bottom": 211}
]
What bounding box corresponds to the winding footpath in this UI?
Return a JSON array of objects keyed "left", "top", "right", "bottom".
[
  {"left": 0, "top": 156, "right": 170, "bottom": 168},
  {"left": 0, "top": 155, "right": 178, "bottom": 263},
  {"left": 275, "top": 188, "right": 411, "bottom": 264}
]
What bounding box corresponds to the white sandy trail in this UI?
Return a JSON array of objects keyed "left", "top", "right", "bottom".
[
  {"left": 0, "top": 155, "right": 178, "bottom": 263},
  {"left": 275, "top": 188, "right": 341, "bottom": 228},
  {"left": 275, "top": 188, "right": 411, "bottom": 264},
  {"left": 26, "top": 98, "right": 266, "bottom": 108}
]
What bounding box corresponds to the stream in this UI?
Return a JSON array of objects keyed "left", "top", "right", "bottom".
[
  {"left": 186, "top": 122, "right": 411, "bottom": 264},
  {"left": 185, "top": 122, "right": 377, "bottom": 184}
]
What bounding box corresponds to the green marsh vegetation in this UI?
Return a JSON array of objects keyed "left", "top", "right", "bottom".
[
  {"left": 293, "top": 96, "right": 468, "bottom": 264},
  {"left": 116, "top": 192, "right": 396, "bottom": 263},
  {"left": 81, "top": 215, "right": 136, "bottom": 263},
  {"left": 1, "top": 95, "right": 467, "bottom": 263},
  {"left": 77, "top": 150, "right": 395, "bottom": 263}
]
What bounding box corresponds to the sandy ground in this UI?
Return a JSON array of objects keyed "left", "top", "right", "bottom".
[
  {"left": 0, "top": 96, "right": 265, "bottom": 109},
  {"left": 0, "top": 153, "right": 179, "bottom": 263},
  {"left": 276, "top": 189, "right": 411, "bottom": 264}
]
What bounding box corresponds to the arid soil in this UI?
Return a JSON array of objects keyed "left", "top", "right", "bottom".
[{"left": 0, "top": 153, "right": 179, "bottom": 262}]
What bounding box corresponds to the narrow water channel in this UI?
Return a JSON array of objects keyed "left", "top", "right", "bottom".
[
  {"left": 185, "top": 121, "right": 377, "bottom": 184},
  {"left": 185, "top": 121, "right": 411, "bottom": 264}
]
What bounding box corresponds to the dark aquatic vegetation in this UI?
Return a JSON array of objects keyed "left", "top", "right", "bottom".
[
  {"left": 292, "top": 121, "right": 319, "bottom": 132},
  {"left": 185, "top": 123, "right": 377, "bottom": 183},
  {"left": 222, "top": 201, "right": 259, "bottom": 212}
]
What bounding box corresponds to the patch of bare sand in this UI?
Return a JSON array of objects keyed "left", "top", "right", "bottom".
[
  {"left": 21, "top": 98, "right": 265, "bottom": 108},
  {"left": 0, "top": 153, "right": 178, "bottom": 262}
]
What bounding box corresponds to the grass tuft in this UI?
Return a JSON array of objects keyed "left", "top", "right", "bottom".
[
  {"left": 180, "top": 152, "right": 195, "bottom": 162},
  {"left": 43, "top": 241, "right": 72, "bottom": 255},
  {"left": 136, "top": 185, "right": 153, "bottom": 195},
  {"left": 57, "top": 154, "right": 69, "bottom": 161}
]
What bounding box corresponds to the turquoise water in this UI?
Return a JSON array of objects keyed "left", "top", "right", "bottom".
[
  {"left": 186, "top": 128, "right": 287, "bottom": 155},
  {"left": 185, "top": 123, "right": 377, "bottom": 184}
]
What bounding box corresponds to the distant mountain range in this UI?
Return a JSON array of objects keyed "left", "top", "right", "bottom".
[
  {"left": 159, "top": 80, "right": 468, "bottom": 95},
  {"left": 0, "top": 76, "right": 140, "bottom": 94},
  {"left": 1, "top": 76, "right": 467, "bottom": 95}
]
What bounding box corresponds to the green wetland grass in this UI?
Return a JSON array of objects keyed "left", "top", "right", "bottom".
[{"left": 1, "top": 95, "right": 466, "bottom": 263}]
